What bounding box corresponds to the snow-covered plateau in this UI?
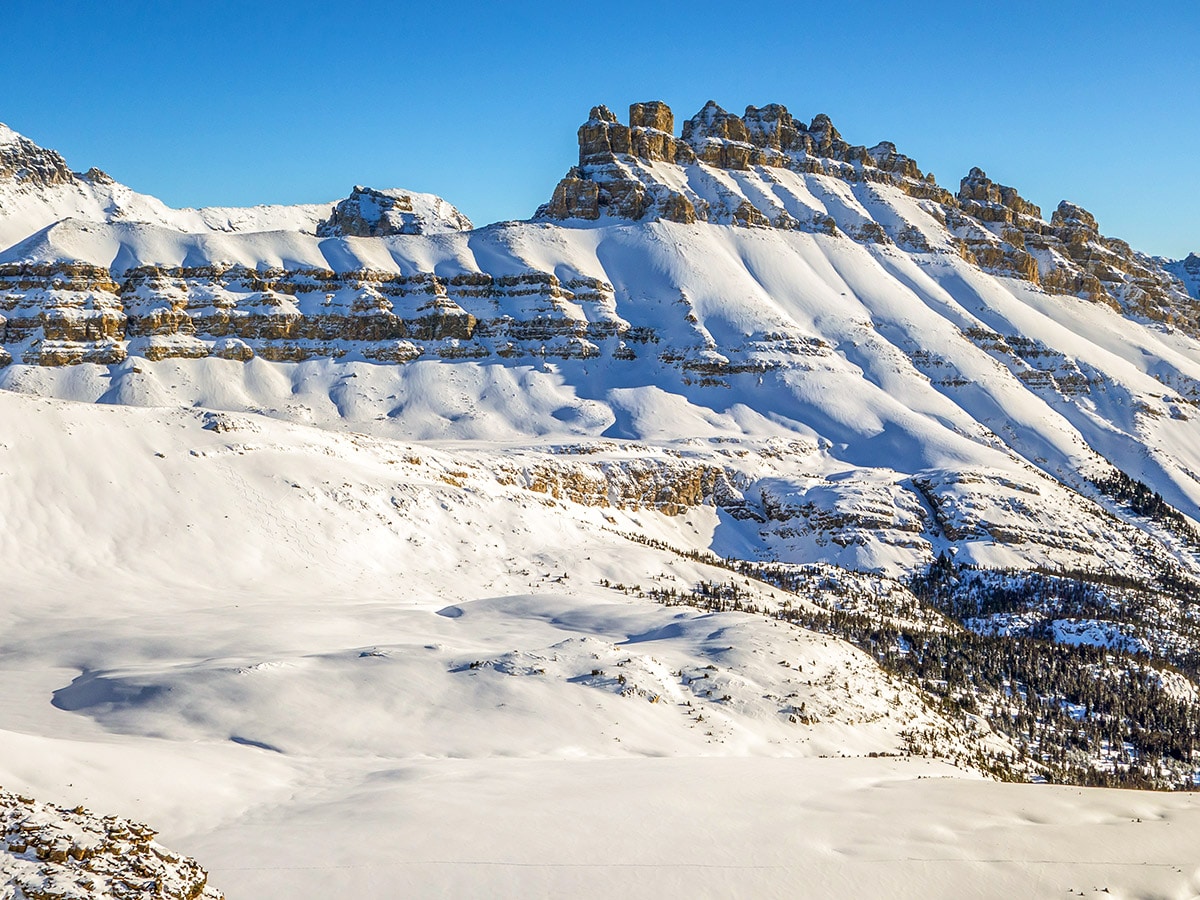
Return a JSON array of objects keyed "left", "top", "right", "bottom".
[{"left": 2, "top": 101, "right": 1200, "bottom": 898}]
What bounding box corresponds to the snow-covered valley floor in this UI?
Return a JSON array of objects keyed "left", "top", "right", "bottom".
[{"left": 2, "top": 390, "right": 1200, "bottom": 899}]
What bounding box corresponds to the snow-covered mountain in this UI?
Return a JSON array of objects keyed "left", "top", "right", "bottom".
[
  {"left": 0, "top": 121, "right": 470, "bottom": 250},
  {"left": 1167, "top": 252, "right": 1200, "bottom": 299},
  {"left": 2, "top": 103, "right": 1199, "bottom": 576},
  {"left": 4, "top": 103, "right": 1200, "bottom": 898}
]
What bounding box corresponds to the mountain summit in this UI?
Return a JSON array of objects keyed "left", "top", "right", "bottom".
[
  {"left": 538, "top": 101, "right": 1199, "bottom": 332},
  {"left": 0, "top": 121, "right": 471, "bottom": 249}
]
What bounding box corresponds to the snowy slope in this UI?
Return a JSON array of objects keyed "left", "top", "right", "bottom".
[
  {"left": 5, "top": 103, "right": 1200, "bottom": 897},
  {"left": 4, "top": 215, "right": 1200, "bottom": 580},
  {"left": 3, "top": 390, "right": 1200, "bottom": 899},
  {"left": 1, "top": 391, "right": 1200, "bottom": 898},
  {"left": 0, "top": 121, "right": 470, "bottom": 252},
  {"left": 3, "top": 111, "right": 1200, "bottom": 582}
]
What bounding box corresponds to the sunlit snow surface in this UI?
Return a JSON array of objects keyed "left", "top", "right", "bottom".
[
  {"left": 5, "top": 124, "right": 1200, "bottom": 897},
  {"left": 1, "top": 393, "right": 1199, "bottom": 898}
]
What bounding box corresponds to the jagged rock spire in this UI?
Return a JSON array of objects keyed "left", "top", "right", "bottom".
[
  {"left": 541, "top": 99, "right": 939, "bottom": 223},
  {"left": 957, "top": 168, "right": 1042, "bottom": 222}
]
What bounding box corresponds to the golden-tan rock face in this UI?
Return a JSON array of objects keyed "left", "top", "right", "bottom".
[
  {"left": 499, "top": 458, "right": 733, "bottom": 517},
  {"left": 1, "top": 787, "right": 223, "bottom": 899},
  {"left": 951, "top": 170, "right": 1200, "bottom": 328},
  {"left": 0, "top": 130, "right": 76, "bottom": 188},
  {"left": 0, "top": 263, "right": 627, "bottom": 366},
  {"left": 537, "top": 101, "right": 1200, "bottom": 335},
  {"left": 539, "top": 99, "right": 952, "bottom": 227}
]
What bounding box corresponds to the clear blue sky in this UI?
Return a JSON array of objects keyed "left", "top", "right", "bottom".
[{"left": 4, "top": 1, "right": 1197, "bottom": 257}]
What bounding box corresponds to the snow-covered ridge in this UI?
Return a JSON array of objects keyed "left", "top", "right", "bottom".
[
  {"left": 316, "top": 185, "right": 472, "bottom": 237},
  {"left": 537, "top": 101, "right": 1200, "bottom": 336},
  {"left": 0, "top": 121, "right": 471, "bottom": 254},
  {"left": 2, "top": 105, "right": 1200, "bottom": 584},
  {"left": 1166, "top": 252, "right": 1200, "bottom": 299}
]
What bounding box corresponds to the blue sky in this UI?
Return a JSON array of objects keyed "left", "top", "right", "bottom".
[{"left": 4, "top": 1, "right": 1197, "bottom": 256}]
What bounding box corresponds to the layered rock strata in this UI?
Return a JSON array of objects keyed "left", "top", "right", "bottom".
[
  {"left": 497, "top": 457, "right": 737, "bottom": 517},
  {"left": 539, "top": 101, "right": 1200, "bottom": 335},
  {"left": 0, "top": 263, "right": 626, "bottom": 366},
  {"left": 0, "top": 259, "right": 834, "bottom": 380}
]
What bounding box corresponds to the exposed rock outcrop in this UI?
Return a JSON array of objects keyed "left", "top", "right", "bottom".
[
  {"left": 1, "top": 787, "right": 222, "bottom": 899},
  {"left": 317, "top": 185, "right": 472, "bottom": 237},
  {"left": 0, "top": 263, "right": 626, "bottom": 366},
  {"left": 498, "top": 457, "right": 735, "bottom": 516},
  {"left": 956, "top": 167, "right": 1043, "bottom": 224},
  {"left": 0, "top": 124, "right": 75, "bottom": 188},
  {"left": 537, "top": 100, "right": 948, "bottom": 226},
  {"left": 543, "top": 171, "right": 600, "bottom": 220},
  {"left": 537, "top": 100, "right": 1200, "bottom": 336}
]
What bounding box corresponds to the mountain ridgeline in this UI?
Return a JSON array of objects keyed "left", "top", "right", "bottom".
[
  {"left": 0, "top": 101, "right": 1196, "bottom": 374},
  {"left": 539, "top": 101, "right": 1198, "bottom": 329},
  {"left": 3, "top": 101, "right": 1200, "bottom": 787}
]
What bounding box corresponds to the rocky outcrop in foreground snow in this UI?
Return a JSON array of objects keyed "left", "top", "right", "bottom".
[{"left": 1, "top": 789, "right": 221, "bottom": 899}]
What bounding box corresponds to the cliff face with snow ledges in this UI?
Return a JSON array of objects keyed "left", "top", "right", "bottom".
[{"left": 1, "top": 103, "right": 1199, "bottom": 584}]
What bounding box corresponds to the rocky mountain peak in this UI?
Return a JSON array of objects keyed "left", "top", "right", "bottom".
[
  {"left": 806, "top": 112, "right": 839, "bottom": 140},
  {"left": 1165, "top": 251, "right": 1200, "bottom": 299},
  {"left": 956, "top": 167, "right": 1043, "bottom": 222},
  {"left": 628, "top": 100, "right": 681, "bottom": 164},
  {"left": 541, "top": 99, "right": 941, "bottom": 225},
  {"left": 578, "top": 106, "right": 632, "bottom": 166},
  {"left": 683, "top": 101, "right": 751, "bottom": 144},
  {"left": 574, "top": 99, "right": 882, "bottom": 173},
  {"left": 0, "top": 123, "right": 74, "bottom": 188},
  {"left": 1050, "top": 200, "right": 1099, "bottom": 233},
  {"left": 629, "top": 100, "right": 674, "bottom": 134},
  {"left": 81, "top": 166, "right": 115, "bottom": 185},
  {"left": 533, "top": 99, "right": 1200, "bottom": 336},
  {"left": 316, "top": 185, "right": 472, "bottom": 237},
  {"left": 742, "top": 104, "right": 802, "bottom": 151},
  {"left": 587, "top": 105, "right": 618, "bottom": 124}
]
